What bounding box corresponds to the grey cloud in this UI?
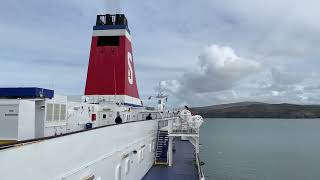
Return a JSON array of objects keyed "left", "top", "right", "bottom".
[
  {"left": 271, "top": 68, "right": 305, "bottom": 85},
  {"left": 135, "top": 63, "right": 186, "bottom": 73},
  {"left": 159, "top": 45, "right": 263, "bottom": 105},
  {"left": 104, "top": 0, "right": 121, "bottom": 13},
  {"left": 132, "top": 0, "right": 320, "bottom": 60}
]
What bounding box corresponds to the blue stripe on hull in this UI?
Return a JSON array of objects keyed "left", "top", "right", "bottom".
[{"left": 93, "top": 25, "right": 131, "bottom": 33}]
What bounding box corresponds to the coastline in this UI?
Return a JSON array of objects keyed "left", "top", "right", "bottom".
[{"left": 191, "top": 102, "right": 320, "bottom": 119}]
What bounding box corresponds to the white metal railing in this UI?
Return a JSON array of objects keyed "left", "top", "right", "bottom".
[
  {"left": 156, "top": 116, "right": 205, "bottom": 179},
  {"left": 196, "top": 153, "right": 205, "bottom": 180},
  {"left": 170, "top": 117, "right": 200, "bottom": 135},
  {"left": 157, "top": 117, "right": 177, "bottom": 130}
]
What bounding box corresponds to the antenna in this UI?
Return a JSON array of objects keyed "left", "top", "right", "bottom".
[
  {"left": 148, "top": 82, "right": 169, "bottom": 112},
  {"left": 113, "top": 67, "right": 117, "bottom": 101}
]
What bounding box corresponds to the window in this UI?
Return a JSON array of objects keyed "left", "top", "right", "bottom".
[
  {"left": 54, "top": 104, "right": 60, "bottom": 121},
  {"left": 97, "top": 36, "right": 120, "bottom": 46},
  {"left": 103, "top": 114, "right": 107, "bottom": 119},
  {"left": 141, "top": 148, "right": 144, "bottom": 160},
  {"left": 46, "top": 103, "right": 53, "bottom": 121},
  {"left": 138, "top": 148, "right": 144, "bottom": 163},
  {"left": 60, "top": 104, "right": 66, "bottom": 121},
  {"left": 115, "top": 164, "right": 121, "bottom": 180},
  {"left": 138, "top": 150, "right": 142, "bottom": 163},
  {"left": 125, "top": 159, "right": 130, "bottom": 174}
]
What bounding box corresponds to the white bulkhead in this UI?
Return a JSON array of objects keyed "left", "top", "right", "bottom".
[{"left": 0, "top": 100, "right": 35, "bottom": 141}]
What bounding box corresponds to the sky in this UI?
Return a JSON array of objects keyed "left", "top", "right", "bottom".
[{"left": 0, "top": 0, "right": 320, "bottom": 107}]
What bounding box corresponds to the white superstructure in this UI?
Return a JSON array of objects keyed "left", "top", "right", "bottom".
[{"left": 0, "top": 94, "right": 167, "bottom": 142}]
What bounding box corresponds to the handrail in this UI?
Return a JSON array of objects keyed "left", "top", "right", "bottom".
[
  {"left": 0, "top": 117, "right": 175, "bottom": 150},
  {"left": 196, "top": 153, "right": 205, "bottom": 180}
]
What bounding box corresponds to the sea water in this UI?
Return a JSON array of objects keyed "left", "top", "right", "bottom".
[{"left": 200, "top": 118, "right": 320, "bottom": 180}]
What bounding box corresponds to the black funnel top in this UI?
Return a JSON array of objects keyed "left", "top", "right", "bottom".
[{"left": 96, "top": 14, "right": 128, "bottom": 26}]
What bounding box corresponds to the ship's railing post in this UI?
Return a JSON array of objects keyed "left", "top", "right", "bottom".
[
  {"left": 196, "top": 153, "right": 205, "bottom": 180},
  {"left": 168, "top": 118, "right": 174, "bottom": 134},
  {"left": 167, "top": 117, "right": 175, "bottom": 166},
  {"left": 168, "top": 136, "right": 173, "bottom": 166}
]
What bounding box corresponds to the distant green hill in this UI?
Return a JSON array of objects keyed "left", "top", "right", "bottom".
[{"left": 191, "top": 102, "right": 320, "bottom": 118}]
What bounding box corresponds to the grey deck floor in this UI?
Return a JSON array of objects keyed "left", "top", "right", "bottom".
[{"left": 142, "top": 139, "right": 198, "bottom": 180}]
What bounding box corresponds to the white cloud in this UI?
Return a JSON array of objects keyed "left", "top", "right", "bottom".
[
  {"left": 159, "top": 44, "right": 320, "bottom": 106},
  {"left": 182, "top": 45, "right": 262, "bottom": 93},
  {"left": 191, "top": 45, "right": 261, "bottom": 92},
  {"left": 271, "top": 68, "right": 305, "bottom": 85},
  {"left": 160, "top": 44, "right": 263, "bottom": 105}
]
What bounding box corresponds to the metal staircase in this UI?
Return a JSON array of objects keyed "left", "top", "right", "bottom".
[{"left": 155, "top": 130, "right": 169, "bottom": 165}]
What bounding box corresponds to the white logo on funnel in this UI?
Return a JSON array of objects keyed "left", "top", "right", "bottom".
[{"left": 128, "top": 52, "right": 134, "bottom": 85}]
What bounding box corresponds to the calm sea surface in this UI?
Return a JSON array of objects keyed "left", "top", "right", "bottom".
[{"left": 200, "top": 118, "right": 320, "bottom": 180}]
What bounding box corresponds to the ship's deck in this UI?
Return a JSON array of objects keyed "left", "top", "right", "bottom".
[{"left": 142, "top": 139, "right": 199, "bottom": 180}]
